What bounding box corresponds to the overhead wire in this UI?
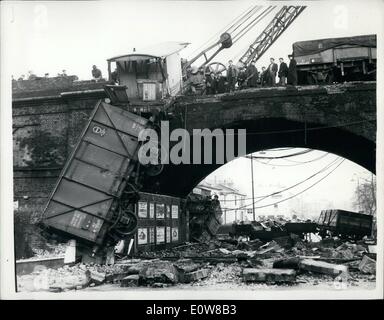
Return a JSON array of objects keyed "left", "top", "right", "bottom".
[
  {"left": 188, "top": 119, "right": 376, "bottom": 139},
  {"left": 219, "top": 155, "right": 342, "bottom": 204},
  {"left": 262, "top": 147, "right": 296, "bottom": 152},
  {"left": 221, "top": 157, "right": 345, "bottom": 211},
  {"left": 254, "top": 152, "right": 330, "bottom": 167},
  {"left": 244, "top": 158, "right": 346, "bottom": 210},
  {"left": 246, "top": 148, "right": 313, "bottom": 159},
  {"left": 238, "top": 119, "right": 376, "bottom": 136}
]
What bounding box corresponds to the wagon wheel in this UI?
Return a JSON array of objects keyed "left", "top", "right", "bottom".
[
  {"left": 145, "top": 164, "right": 164, "bottom": 176},
  {"left": 113, "top": 208, "right": 138, "bottom": 237},
  {"left": 139, "top": 140, "right": 166, "bottom": 177},
  {"left": 306, "top": 72, "right": 316, "bottom": 85},
  {"left": 326, "top": 70, "right": 334, "bottom": 84},
  {"left": 120, "top": 183, "right": 139, "bottom": 206},
  {"left": 146, "top": 140, "right": 164, "bottom": 176},
  {"left": 206, "top": 62, "right": 227, "bottom": 76}
]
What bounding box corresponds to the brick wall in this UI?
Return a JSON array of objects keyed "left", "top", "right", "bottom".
[{"left": 13, "top": 85, "right": 105, "bottom": 221}]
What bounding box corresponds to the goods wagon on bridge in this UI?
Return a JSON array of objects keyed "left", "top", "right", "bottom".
[{"left": 293, "top": 34, "right": 377, "bottom": 84}]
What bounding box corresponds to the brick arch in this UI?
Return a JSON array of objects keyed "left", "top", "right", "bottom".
[
  {"left": 142, "top": 86, "right": 376, "bottom": 198},
  {"left": 144, "top": 119, "right": 376, "bottom": 197}
]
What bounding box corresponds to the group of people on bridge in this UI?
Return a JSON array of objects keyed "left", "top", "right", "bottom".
[{"left": 185, "top": 54, "right": 298, "bottom": 95}]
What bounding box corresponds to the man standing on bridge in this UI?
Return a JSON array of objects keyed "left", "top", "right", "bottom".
[
  {"left": 227, "top": 60, "right": 238, "bottom": 92},
  {"left": 92, "top": 65, "right": 103, "bottom": 82},
  {"left": 267, "top": 58, "right": 278, "bottom": 86},
  {"left": 278, "top": 58, "right": 289, "bottom": 86},
  {"left": 245, "top": 61, "right": 259, "bottom": 88},
  {"left": 287, "top": 54, "right": 298, "bottom": 86},
  {"left": 260, "top": 66, "right": 267, "bottom": 86}
]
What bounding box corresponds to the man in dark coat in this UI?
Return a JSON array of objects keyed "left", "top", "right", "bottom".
[
  {"left": 267, "top": 58, "right": 278, "bottom": 86},
  {"left": 245, "top": 61, "right": 259, "bottom": 88},
  {"left": 110, "top": 68, "right": 119, "bottom": 84},
  {"left": 205, "top": 72, "right": 216, "bottom": 94},
  {"left": 227, "top": 60, "right": 238, "bottom": 92},
  {"left": 237, "top": 67, "right": 247, "bottom": 90},
  {"left": 216, "top": 72, "right": 226, "bottom": 93},
  {"left": 278, "top": 58, "right": 289, "bottom": 86},
  {"left": 92, "top": 65, "right": 102, "bottom": 81},
  {"left": 287, "top": 54, "right": 298, "bottom": 86},
  {"left": 260, "top": 67, "right": 268, "bottom": 87}
]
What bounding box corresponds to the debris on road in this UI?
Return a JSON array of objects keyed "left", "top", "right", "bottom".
[
  {"left": 139, "top": 260, "right": 179, "bottom": 286},
  {"left": 299, "top": 259, "right": 348, "bottom": 276},
  {"left": 273, "top": 257, "right": 301, "bottom": 270},
  {"left": 243, "top": 268, "right": 296, "bottom": 283},
  {"left": 121, "top": 274, "right": 140, "bottom": 287},
  {"left": 16, "top": 235, "right": 377, "bottom": 292},
  {"left": 358, "top": 255, "right": 376, "bottom": 274},
  {"left": 184, "top": 268, "right": 210, "bottom": 283}
]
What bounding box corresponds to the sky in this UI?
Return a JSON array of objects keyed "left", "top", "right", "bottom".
[
  {"left": 3, "top": 0, "right": 382, "bottom": 79},
  {"left": 2, "top": 0, "right": 381, "bottom": 217}
]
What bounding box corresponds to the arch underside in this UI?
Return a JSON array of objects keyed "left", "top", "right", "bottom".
[{"left": 142, "top": 118, "right": 376, "bottom": 198}]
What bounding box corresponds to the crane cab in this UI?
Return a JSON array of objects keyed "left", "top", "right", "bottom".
[{"left": 106, "top": 42, "right": 189, "bottom": 104}]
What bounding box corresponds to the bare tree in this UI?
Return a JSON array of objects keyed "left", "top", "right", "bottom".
[{"left": 353, "top": 174, "right": 376, "bottom": 216}]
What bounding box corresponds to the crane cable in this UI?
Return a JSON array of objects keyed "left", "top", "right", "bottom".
[
  {"left": 231, "top": 6, "right": 276, "bottom": 45},
  {"left": 227, "top": 6, "right": 263, "bottom": 35},
  {"left": 187, "top": 5, "right": 261, "bottom": 59},
  {"left": 186, "top": 5, "right": 275, "bottom": 66}
]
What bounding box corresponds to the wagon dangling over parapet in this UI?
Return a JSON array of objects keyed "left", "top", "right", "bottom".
[{"left": 40, "top": 101, "right": 159, "bottom": 258}]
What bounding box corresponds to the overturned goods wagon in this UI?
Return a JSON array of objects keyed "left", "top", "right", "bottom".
[
  {"left": 317, "top": 209, "right": 373, "bottom": 240},
  {"left": 41, "top": 101, "right": 155, "bottom": 255},
  {"left": 293, "top": 34, "right": 376, "bottom": 84}
]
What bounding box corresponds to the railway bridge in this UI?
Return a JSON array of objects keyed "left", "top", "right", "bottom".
[
  {"left": 12, "top": 80, "right": 376, "bottom": 215},
  {"left": 143, "top": 81, "right": 376, "bottom": 197}
]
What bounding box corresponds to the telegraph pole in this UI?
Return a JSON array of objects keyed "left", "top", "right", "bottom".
[{"left": 250, "top": 155, "right": 255, "bottom": 221}]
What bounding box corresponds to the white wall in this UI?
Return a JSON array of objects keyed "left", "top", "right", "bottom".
[{"left": 219, "top": 192, "right": 246, "bottom": 224}]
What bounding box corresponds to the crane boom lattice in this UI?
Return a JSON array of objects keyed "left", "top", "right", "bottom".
[{"left": 238, "top": 6, "right": 306, "bottom": 66}]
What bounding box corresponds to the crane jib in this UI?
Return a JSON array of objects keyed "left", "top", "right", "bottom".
[{"left": 238, "top": 6, "right": 306, "bottom": 66}]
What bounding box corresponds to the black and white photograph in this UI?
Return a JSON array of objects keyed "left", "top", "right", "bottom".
[{"left": 0, "top": 0, "right": 382, "bottom": 303}]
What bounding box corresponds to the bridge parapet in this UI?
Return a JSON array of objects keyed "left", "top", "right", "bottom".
[{"left": 168, "top": 81, "right": 376, "bottom": 143}]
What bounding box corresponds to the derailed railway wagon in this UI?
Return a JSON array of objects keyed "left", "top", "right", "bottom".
[
  {"left": 317, "top": 209, "right": 373, "bottom": 240},
  {"left": 293, "top": 34, "right": 377, "bottom": 84},
  {"left": 40, "top": 101, "right": 157, "bottom": 258}
]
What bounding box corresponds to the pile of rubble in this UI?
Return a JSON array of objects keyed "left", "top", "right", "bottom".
[
  {"left": 17, "top": 237, "right": 376, "bottom": 292},
  {"left": 32, "top": 243, "right": 67, "bottom": 259}
]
